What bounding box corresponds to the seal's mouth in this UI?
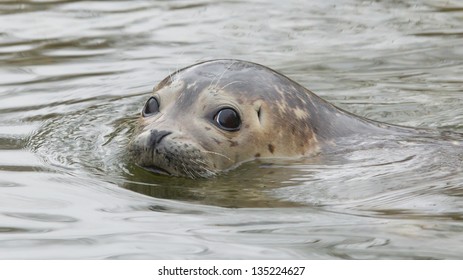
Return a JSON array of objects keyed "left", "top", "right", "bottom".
[{"left": 143, "top": 165, "right": 171, "bottom": 176}]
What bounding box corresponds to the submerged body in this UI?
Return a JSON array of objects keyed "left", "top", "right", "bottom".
[{"left": 130, "top": 59, "right": 420, "bottom": 178}]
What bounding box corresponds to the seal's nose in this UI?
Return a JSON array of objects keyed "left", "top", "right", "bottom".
[{"left": 148, "top": 130, "right": 172, "bottom": 147}]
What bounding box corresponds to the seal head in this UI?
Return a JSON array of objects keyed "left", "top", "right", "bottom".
[{"left": 130, "top": 59, "right": 391, "bottom": 178}]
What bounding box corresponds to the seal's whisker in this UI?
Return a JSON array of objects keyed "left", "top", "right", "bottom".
[
  {"left": 201, "top": 150, "right": 233, "bottom": 162},
  {"left": 191, "top": 158, "right": 216, "bottom": 178},
  {"left": 182, "top": 157, "right": 201, "bottom": 179},
  {"left": 173, "top": 63, "right": 186, "bottom": 83},
  {"left": 192, "top": 158, "right": 210, "bottom": 169},
  {"left": 220, "top": 80, "right": 243, "bottom": 91},
  {"left": 184, "top": 166, "right": 195, "bottom": 179},
  {"left": 177, "top": 161, "right": 192, "bottom": 178},
  {"left": 175, "top": 51, "right": 186, "bottom": 75},
  {"left": 214, "top": 61, "right": 237, "bottom": 89},
  {"left": 208, "top": 74, "right": 217, "bottom": 89},
  {"left": 210, "top": 61, "right": 237, "bottom": 90},
  {"left": 166, "top": 68, "right": 175, "bottom": 84}
]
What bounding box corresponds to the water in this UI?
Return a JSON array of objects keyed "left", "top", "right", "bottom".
[{"left": 1, "top": 0, "right": 463, "bottom": 259}]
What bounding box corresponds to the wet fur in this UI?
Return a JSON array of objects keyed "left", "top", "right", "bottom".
[{"left": 130, "top": 59, "right": 417, "bottom": 178}]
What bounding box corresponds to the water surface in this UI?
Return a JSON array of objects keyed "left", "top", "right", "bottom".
[{"left": 1, "top": 0, "right": 463, "bottom": 259}]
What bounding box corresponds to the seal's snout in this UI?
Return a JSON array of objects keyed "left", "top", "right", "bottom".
[{"left": 148, "top": 130, "right": 172, "bottom": 147}]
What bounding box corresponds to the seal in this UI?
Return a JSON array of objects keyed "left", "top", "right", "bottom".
[{"left": 130, "top": 59, "right": 412, "bottom": 178}]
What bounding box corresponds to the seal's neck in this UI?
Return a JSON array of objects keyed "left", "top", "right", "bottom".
[{"left": 306, "top": 92, "right": 414, "bottom": 142}]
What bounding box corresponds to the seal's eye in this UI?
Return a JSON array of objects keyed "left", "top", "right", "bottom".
[
  {"left": 214, "top": 108, "right": 241, "bottom": 131},
  {"left": 142, "top": 97, "right": 160, "bottom": 117}
]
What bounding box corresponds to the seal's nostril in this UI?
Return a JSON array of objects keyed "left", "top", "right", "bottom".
[{"left": 149, "top": 130, "right": 172, "bottom": 147}]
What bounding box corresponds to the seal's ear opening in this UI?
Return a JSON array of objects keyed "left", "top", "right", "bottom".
[{"left": 257, "top": 106, "right": 262, "bottom": 123}]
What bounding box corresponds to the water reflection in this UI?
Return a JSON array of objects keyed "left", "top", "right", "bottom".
[{"left": 123, "top": 160, "right": 310, "bottom": 208}]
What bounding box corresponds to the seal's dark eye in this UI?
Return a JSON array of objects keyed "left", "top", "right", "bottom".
[
  {"left": 142, "top": 97, "right": 160, "bottom": 117},
  {"left": 214, "top": 108, "right": 241, "bottom": 131}
]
